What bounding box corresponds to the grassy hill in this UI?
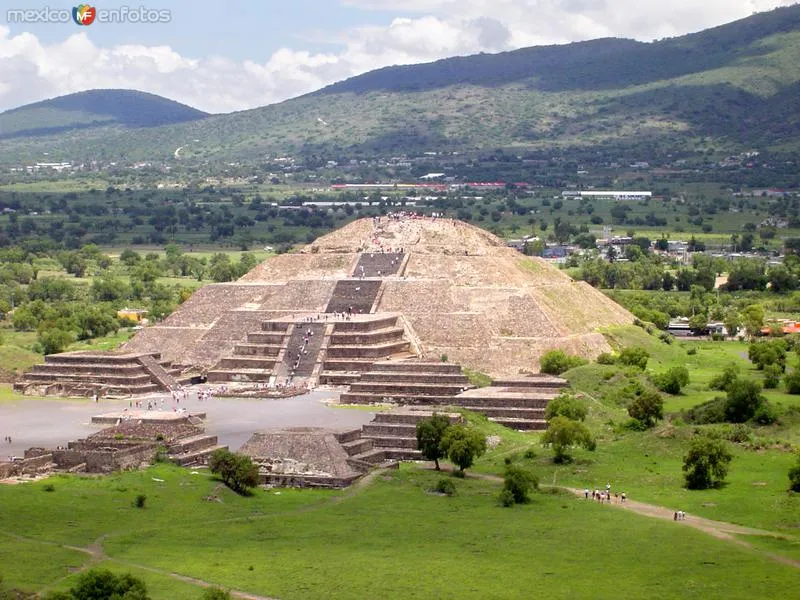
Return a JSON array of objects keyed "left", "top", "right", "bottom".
[
  {"left": 0, "top": 89, "right": 209, "bottom": 140},
  {"left": 2, "top": 5, "right": 800, "bottom": 163}
]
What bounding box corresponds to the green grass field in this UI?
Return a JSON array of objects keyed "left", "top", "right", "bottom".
[{"left": 0, "top": 463, "right": 797, "bottom": 600}]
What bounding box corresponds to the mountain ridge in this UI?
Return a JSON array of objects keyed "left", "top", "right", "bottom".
[{"left": 1, "top": 5, "right": 799, "bottom": 163}]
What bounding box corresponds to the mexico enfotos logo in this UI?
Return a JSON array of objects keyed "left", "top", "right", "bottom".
[{"left": 6, "top": 5, "right": 172, "bottom": 25}]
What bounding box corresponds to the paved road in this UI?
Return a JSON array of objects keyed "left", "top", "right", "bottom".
[{"left": 0, "top": 389, "right": 375, "bottom": 459}]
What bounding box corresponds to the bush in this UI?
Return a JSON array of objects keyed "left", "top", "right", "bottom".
[
  {"left": 541, "top": 416, "right": 596, "bottom": 463},
  {"left": 687, "top": 347, "right": 697, "bottom": 355},
  {"left": 201, "top": 588, "right": 232, "bottom": 600},
  {"left": 434, "top": 477, "right": 456, "bottom": 496},
  {"left": 659, "top": 332, "right": 674, "bottom": 345},
  {"left": 502, "top": 465, "right": 539, "bottom": 504},
  {"left": 725, "top": 379, "right": 766, "bottom": 423},
  {"left": 683, "top": 396, "right": 727, "bottom": 424},
  {"left": 440, "top": 425, "right": 487, "bottom": 474},
  {"left": 653, "top": 366, "right": 690, "bottom": 394},
  {"left": 38, "top": 328, "right": 73, "bottom": 355},
  {"left": 544, "top": 392, "right": 588, "bottom": 422},
  {"left": 683, "top": 434, "right": 733, "bottom": 490},
  {"left": 43, "top": 483, "right": 55, "bottom": 492},
  {"left": 43, "top": 569, "right": 149, "bottom": 600},
  {"left": 785, "top": 370, "right": 800, "bottom": 394},
  {"left": 749, "top": 340, "right": 787, "bottom": 371},
  {"left": 523, "top": 447, "right": 536, "bottom": 459},
  {"left": 596, "top": 352, "right": 616, "bottom": 365},
  {"left": 209, "top": 449, "right": 259, "bottom": 495},
  {"left": 627, "top": 389, "right": 664, "bottom": 428},
  {"left": 752, "top": 402, "right": 778, "bottom": 425},
  {"left": 539, "top": 349, "right": 588, "bottom": 375},
  {"left": 763, "top": 364, "right": 782, "bottom": 389},
  {"left": 789, "top": 454, "right": 800, "bottom": 492},
  {"left": 709, "top": 364, "right": 740, "bottom": 391},
  {"left": 498, "top": 488, "right": 516, "bottom": 507},
  {"left": 134, "top": 494, "right": 146, "bottom": 509},
  {"left": 617, "top": 347, "right": 649, "bottom": 370}
]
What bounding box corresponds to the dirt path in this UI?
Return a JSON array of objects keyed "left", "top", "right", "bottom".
[{"left": 431, "top": 466, "right": 799, "bottom": 570}]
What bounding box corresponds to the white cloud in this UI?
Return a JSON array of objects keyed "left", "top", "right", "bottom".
[{"left": 0, "top": 1, "right": 796, "bottom": 114}]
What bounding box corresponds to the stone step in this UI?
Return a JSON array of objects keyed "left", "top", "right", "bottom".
[
  {"left": 332, "top": 316, "right": 399, "bottom": 332},
  {"left": 347, "top": 382, "right": 466, "bottom": 396},
  {"left": 362, "top": 436, "right": 418, "bottom": 449},
  {"left": 169, "top": 444, "right": 227, "bottom": 466},
  {"left": 340, "top": 438, "right": 374, "bottom": 456},
  {"left": 333, "top": 429, "right": 363, "bottom": 444},
  {"left": 459, "top": 406, "right": 546, "bottom": 419},
  {"left": 339, "top": 392, "right": 461, "bottom": 405},
  {"left": 262, "top": 322, "right": 290, "bottom": 332},
  {"left": 23, "top": 372, "right": 155, "bottom": 386},
  {"left": 246, "top": 332, "right": 285, "bottom": 345},
  {"left": 322, "top": 359, "right": 376, "bottom": 372},
  {"left": 207, "top": 369, "right": 272, "bottom": 383},
  {"left": 489, "top": 417, "right": 547, "bottom": 431},
  {"left": 325, "top": 341, "right": 410, "bottom": 359},
  {"left": 329, "top": 327, "right": 405, "bottom": 345},
  {"left": 373, "top": 411, "right": 461, "bottom": 425},
  {"left": 381, "top": 448, "right": 422, "bottom": 461},
  {"left": 368, "top": 362, "right": 463, "bottom": 375},
  {"left": 31, "top": 363, "right": 149, "bottom": 375},
  {"left": 492, "top": 376, "right": 568, "bottom": 389},
  {"left": 167, "top": 434, "right": 218, "bottom": 454},
  {"left": 350, "top": 448, "right": 388, "bottom": 464},
  {"left": 318, "top": 372, "right": 362, "bottom": 386},
  {"left": 361, "top": 423, "right": 417, "bottom": 437},
  {"left": 358, "top": 372, "right": 470, "bottom": 385},
  {"left": 43, "top": 352, "right": 160, "bottom": 365},
  {"left": 216, "top": 356, "right": 278, "bottom": 370},
  {"left": 234, "top": 343, "right": 282, "bottom": 356}
]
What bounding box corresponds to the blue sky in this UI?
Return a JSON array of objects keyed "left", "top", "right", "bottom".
[{"left": 0, "top": 0, "right": 796, "bottom": 113}]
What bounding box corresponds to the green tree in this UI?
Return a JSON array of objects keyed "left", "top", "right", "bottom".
[
  {"left": 627, "top": 389, "right": 664, "bottom": 428},
  {"left": 653, "top": 366, "right": 690, "bottom": 395},
  {"left": 688, "top": 313, "right": 708, "bottom": 335},
  {"left": 440, "top": 425, "right": 487, "bottom": 474},
  {"left": 39, "top": 328, "right": 73, "bottom": 355},
  {"left": 541, "top": 416, "right": 595, "bottom": 463},
  {"left": 785, "top": 370, "right": 800, "bottom": 394},
  {"left": 683, "top": 435, "right": 733, "bottom": 490},
  {"left": 544, "top": 392, "right": 587, "bottom": 422},
  {"left": 725, "top": 379, "right": 766, "bottom": 423},
  {"left": 502, "top": 464, "right": 539, "bottom": 504},
  {"left": 763, "top": 364, "right": 782, "bottom": 389},
  {"left": 43, "top": 568, "right": 149, "bottom": 600},
  {"left": 723, "top": 309, "right": 741, "bottom": 338},
  {"left": 415, "top": 414, "right": 452, "bottom": 470},
  {"left": 209, "top": 449, "right": 259, "bottom": 495},
  {"left": 741, "top": 304, "right": 765, "bottom": 338},
  {"left": 709, "top": 363, "right": 740, "bottom": 391}
]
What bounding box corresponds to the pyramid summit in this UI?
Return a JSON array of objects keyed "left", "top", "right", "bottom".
[{"left": 117, "top": 216, "right": 633, "bottom": 379}]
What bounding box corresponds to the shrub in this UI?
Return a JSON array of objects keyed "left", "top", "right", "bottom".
[
  {"left": 725, "top": 379, "right": 766, "bottom": 423},
  {"left": 627, "top": 389, "right": 664, "bottom": 428},
  {"left": 38, "top": 328, "right": 73, "bottom": 355},
  {"left": 687, "top": 347, "right": 697, "bottom": 356},
  {"left": 209, "top": 449, "right": 259, "bottom": 495},
  {"left": 44, "top": 569, "right": 149, "bottom": 600},
  {"left": 789, "top": 454, "right": 800, "bottom": 492},
  {"left": 683, "top": 434, "right": 733, "bottom": 490},
  {"left": 415, "top": 414, "right": 452, "bottom": 470},
  {"left": 785, "top": 370, "right": 800, "bottom": 395},
  {"left": 523, "top": 447, "right": 536, "bottom": 459},
  {"left": 596, "top": 352, "right": 616, "bottom": 365},
  {"left": 653, "top": 366, "right": 690, "bottom": 394},
  {"left": 43, "top": 483, "right": 55, "bottom": 492},
  {"left": 201, "top": 588, "right": 232, "bottom": 600},
  {"left": 502, "top": 465, "right": 539, "bottom": 504},
  {"left": 134, "top": 494, "right": 147, "bottom": 509},
  {"left": 440, "top": 425, "right": 487, "bottom": 474},
  {"left": 544, "top": 392, "right": 588, "bottom": 422},
  {"left": 709, "top": 364, "right": 740, "bottom": 391},
  {"left": 498, "top": 488, "right": 516, "bottom": 507},
  {"left": 763, "top": 364, "right": 782, "bottom": 389},
  {"left": 749, "top": 340, "right": 787, "bottom": 371},
  {"left": 434, "top": 477, "right": 456, "bottom": 496},
  {"left": 752, "top": 402, "right": 778, "bottom": 425},
  {"left": 683, "top": 396, "right": 727, "bottom": 424},
  {"left": 617, "top": 347, "right": 649, "bottom": 370},
  {"left": 539, "top": 350, "right": 588, "bottom": 375},
  {"left": 659, "top": 332, "right": 674, "bottom": 345},
  {"left": 541, "top": 416, "right": 596, "bottom": 463},
  {"left": 440, "top": 354, "right": 448, "bottom": 363}
]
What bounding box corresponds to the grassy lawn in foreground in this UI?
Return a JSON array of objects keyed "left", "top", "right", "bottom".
[{"left": 2, "top": 464, "right": 796, "bottom": 600}]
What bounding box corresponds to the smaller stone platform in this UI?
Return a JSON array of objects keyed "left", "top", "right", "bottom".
[{"left": 91, "top": 410, "right": 207, "bottom": 425}]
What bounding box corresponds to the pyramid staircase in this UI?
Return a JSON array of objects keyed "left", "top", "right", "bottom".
[
  {"left": 318, "top": 316, "right": 413, "bottom": 385},
  {"left": 207, "top": 321, "right": 289, "bottom": 383},
  {"left": 338, "top": 361, "right": 567, "bottom": 431},
  {"left": 324, "top": 279, "right": 383, "bottom": 314},
  {"left": 353, "top": 252, "right": 405, "bottom": 277},
  {"left": 335, "top": 409, "right": 463, "bottom": 467},
  {"left": 14, "top": 352, "right": 189, "bottom": 397}
]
